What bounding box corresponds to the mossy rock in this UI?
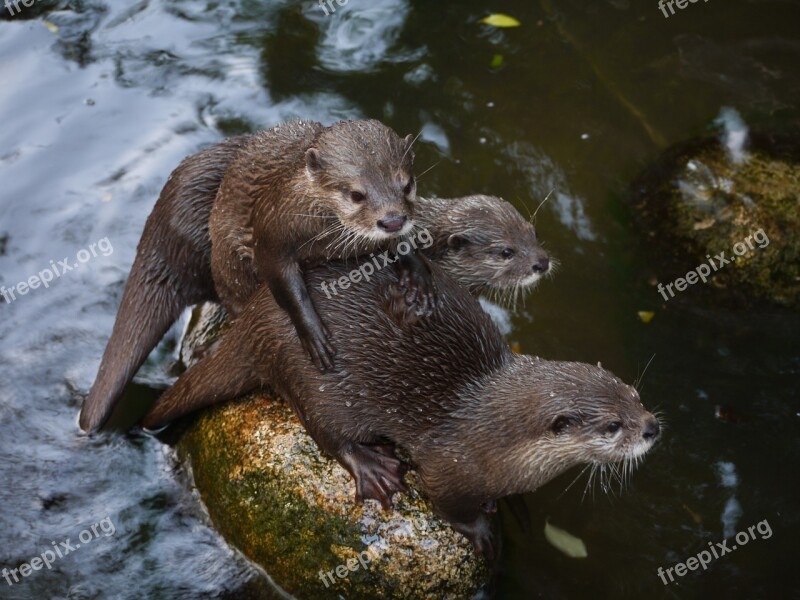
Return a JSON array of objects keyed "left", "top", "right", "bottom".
[
  {"left": 175, "top": 305, "right": 487, "bottom": 599},
  {"left": 630, "top": 130, "right": 800, "bottom": 309}
]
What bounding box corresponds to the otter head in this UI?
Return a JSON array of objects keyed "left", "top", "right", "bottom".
[
  {"left": 498, "top": 359, "right": 660, "bottom": 495},
  {"left": 305, "top": 119, "right": 417, "bottom": 247},
  {"left": 435, "top": 195, "right": 551, "bottom": 302}
]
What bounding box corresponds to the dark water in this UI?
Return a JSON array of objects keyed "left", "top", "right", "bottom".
[{"left": 1, "top": 1, "right": 798, "bottom": 598}]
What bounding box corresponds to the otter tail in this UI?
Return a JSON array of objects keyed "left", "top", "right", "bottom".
[
  {"left": 79, "top": 135, "right": 250, "bottom": 433},
  {"left": 79, "top": 254, "right": 203, "bottom": 432}
]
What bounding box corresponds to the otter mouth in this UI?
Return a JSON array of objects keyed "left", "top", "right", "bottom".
[
  {"left": 569, "top": 423, "right": 659, "bottom": 498},
  {"left": 372, "top": 218, "right": 414, "bottom": 241},
  {"left": 519, "top": 272, "right": 543, "bottom": 287}
]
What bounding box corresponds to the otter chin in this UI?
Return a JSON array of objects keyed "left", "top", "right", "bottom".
[{"left": 141, "top": 260, "right": 658, "bottom": 559}]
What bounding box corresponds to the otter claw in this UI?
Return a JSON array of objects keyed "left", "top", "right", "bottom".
[
  {"left": 345, "top": 444, "right": 409, "bottom": 510},
  {"left": 396, "top": 254, "right": 436, "bottom": 316},
  {"left": 300, "top": 326, "right": 336, "bottom": 372},
  {"left": 452, "top": 513, "right": 497, "bottom": 561}
]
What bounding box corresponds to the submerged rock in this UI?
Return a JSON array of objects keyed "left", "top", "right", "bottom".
[
  {"left": 175, "top": 304, "right": 487, "bottom": 599},
  {"left": 630, "top": 122, "right": 800, "bottom": 309}
]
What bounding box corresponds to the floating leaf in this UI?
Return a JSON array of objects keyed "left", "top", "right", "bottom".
[
  {"left": 490, "top": 54, "right": 504, "bottom": 68},
  {"left": 682, "top": 503, "right": 703, "bottom": 525},
  {"left": 481, "top": 14, "right": 521, "bottom": 28},
  {"left": 43, "top": 20, "right": 59, "bottom": 33},
  {"left": 510, "top": 341, "right": 522, "bottom": 354},
  {"left": 638, "top": 311, "right": 655, "bottom": 324},
  {"left": 544, "top": 520, "right": 588, "bottom": 558}
]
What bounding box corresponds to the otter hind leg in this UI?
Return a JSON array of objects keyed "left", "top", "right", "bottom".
[
  {"left": 431, "top": 493, "right": 499, "bottom": 560},
  {"left": 447, "top": 511, "right": 497, "bottom": 561},
  {"left": 140, "top": 331, "right": 259, "bottom": 430},
  {"left": 299, "top": 416, "right": 409, "bottom": 509},
  {"left": 340, "top": 443, "right": 409, "bottom": 510}
]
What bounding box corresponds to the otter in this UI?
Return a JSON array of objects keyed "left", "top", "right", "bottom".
[
  {"left": 79, "top": 127, "right": 550, "bottom": 434},
  {"left": 141, "top": 261, "right": 659, "bottom": 558},
  {"left": 80, "top": 119, "right": 429, "bottom": 432},
  {"left": 208, "top": 119, "right": 433, "bottom": 371}
]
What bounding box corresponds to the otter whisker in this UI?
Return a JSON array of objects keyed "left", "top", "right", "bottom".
[
  {"left": 532, "top": 189, "right": 555, "bottom": 224},
  {"left": 515, "top": 194, "right": 534, "bottom": 223},
  {"left": 401, "top": 130, "right": 423, "bottom": 162},
  {"left": 558, "top": 462, "right": 593, "bottom": 498},
  {"left": 290, "top": 213, "right": 336, "bottom": 219},
  {"left": 300, "top": 220, "right": 344, "bottom": 251},
  {"left": 634, "top": 353, "right": 656, "bottom": 391},
  {"left": 323, "top": 223, "right": 352, "bottom": 255},
  {"left": 416, "top": 160, "right": 442, "bottom": 181},
  {"left": 582, "top": 462, "right": 600, "bottom": 503}
]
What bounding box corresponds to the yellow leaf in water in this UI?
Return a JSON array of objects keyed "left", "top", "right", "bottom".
[
  {"left": 490, "top": 54, "right": 504, "bottom": 68},
  {"left": 544, "top": 520, "right": 588, "bottom": 558},
  {"left": 638, "top": 311, "right": 655, "bottom": 324},
  {"left": 510, "top": 341, "right": 522, "bottom": 354},
  {"left": 481, "top": 14, "right": 521, "bottom": 28},
  {"left": 43, "top": 20, "right": 59, "bottom": 34}
]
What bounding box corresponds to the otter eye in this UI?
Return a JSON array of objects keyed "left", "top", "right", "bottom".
[
  {"left": 350, "top": 191, "right": 366, "bottom": 203},
  {"left": 403, "top": 177, "right": 415, "bottom": 196},
  {"left": 607, "top": 421, "right": 622, "bottom": 434},
  {"left": 501, "top": 248, "right": 515, "bottom": 259},
  {"left": 551, "top": 415, "right": 573, "bottom": 434}
]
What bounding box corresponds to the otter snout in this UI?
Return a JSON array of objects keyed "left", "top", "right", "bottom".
[
  {"left": 642, "top": 417, "right": 660, "bottom": 441},
  {"left": 532, "top": 255, "right": 550, "bottom": 274},
  {"left": 377, "top": 214, "right": 408, "bottom": 233}
]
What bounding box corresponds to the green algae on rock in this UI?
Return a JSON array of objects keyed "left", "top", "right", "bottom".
[
  {"left": 176, "top": 304, "right": 487, "bottom": 599},
  {"left": 630, "top": 130, "right": 800, "bottom": 309}
]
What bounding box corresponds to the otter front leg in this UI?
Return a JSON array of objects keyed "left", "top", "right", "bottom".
[
  {"left": 395, "top": 250, "right": 436, "bottom": 316},
  {"left": 265, "top": 261, "right": 336, "bottom": 371}
]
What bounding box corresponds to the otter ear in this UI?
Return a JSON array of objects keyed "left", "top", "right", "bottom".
[
  {"left": 305, "top": 148, "right": 323, "bottom": 175},
  {"left": 403, "top": 134, "right": 416, "bottom": 162},
  {"left": 447, "top": 234, "right": 470, "bottom": 250},
  {"left": 550, "top": 415, "right": 574, "bottom": 434}
]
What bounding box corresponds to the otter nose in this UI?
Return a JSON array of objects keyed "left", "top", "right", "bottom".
[
  {"left": 642, "top": 419, "right": 660, "bottom": 441},
  {"left": 532, "top": 256, "right": 550, "bottom": 274},
  {"left": 377, "top": 214, "right": 407, "bottom": 233}
]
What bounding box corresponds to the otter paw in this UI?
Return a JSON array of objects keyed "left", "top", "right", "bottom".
[
  {"left": 384, "top": 284, "right": 425, "bottom": 327},
  {"left": 346, "top": 444, "right": 409, "bottom": 510},
  {"left": 398, "top": 261, "right": 436, "bottom": 317},
  {"left": 452, "top": 513, "right": 497, "bottom": 561},
  {"left": 299, "top": 320, "right": 336, "bottom": 372}
]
